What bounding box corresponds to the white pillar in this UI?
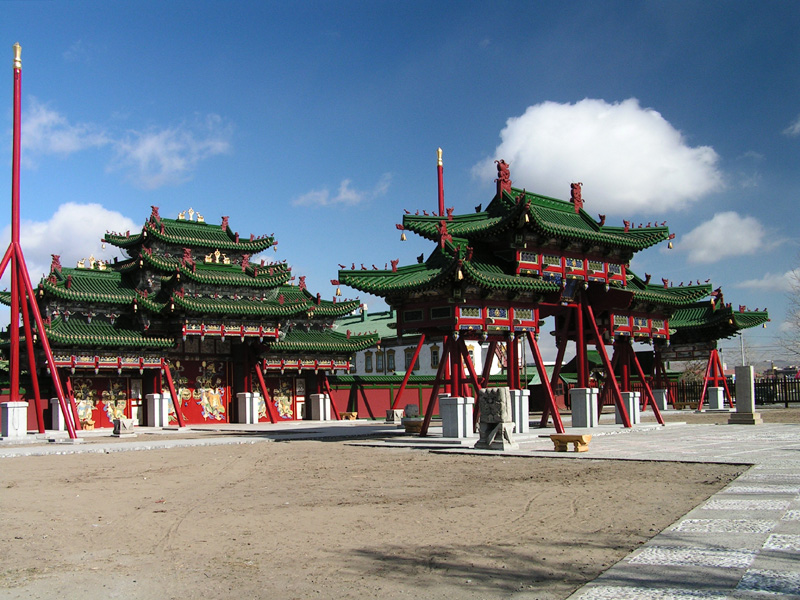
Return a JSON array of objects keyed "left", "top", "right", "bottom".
[
  {"left": 309, "top": 393, "right": 331, "bottom": 421},
  {"left": 440, "top": 396, "right": 475, "bottom": 438},
  {"left": 652, "top": 389, "right": 668, "bottom": 412},
  {"left": 617, "top": 391, "right": 641, "bottom": 425},
  {"left": 50, "top": 398, "right": 67, "bottom": 431},
  {"left": 509, "top": 389, "right": 530, "bottom": 433},
  {"left": 236, "top": 392, "right": 259, "bottom": 424},
  {"left": 730, "top": 366, "right": 762, "bottom": 424},
  {"left": 146, "top": 393, "right": 169, "bottom": 427},
  {"left": 707, "top": 386, "right": 725, "bottom": 410},
  {"left": 570, "top": 388, "right": 599, "bottom": 427},
  {"left": 1, "top": 401, "right": 28, "bottom": 438}
]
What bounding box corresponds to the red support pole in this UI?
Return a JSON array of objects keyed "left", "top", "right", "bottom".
[
  {"left": 526, "top": 331, "right": 564, "bottom": 433},
  {"left": 457, "top": 337, "right": 482, "bottom": 397},
  {"left": 481, "top": 340, "right": 497, "bottom": 387},
  {"left": 63, "top": 375, "right": 80, "bottom": 433},
  {"left": 160, "top": 359, "right": 185, "bottom": 427},
  {"left": 619, "top": 339, "right": 631, "bottom": 392},
  {"left": 357, "top": 383, "right": 375, "bottom": 419},
  {"left": 420, "top": 335, "right": 451, "bottom": 436},
  {"left": 253, "top": 365, "right": 279, "bottom": 423},
  {"left": 630, "top": 345, "right": 664, "bottom": 425},
  {"left": 575, "top": 300, "right": 587, "bottom": 388},
  {"left": 584, "top": 303, "right": 632, "bottom": 427},
  {"left": 19, "top": 285, "right": 44, "bottom": 433},
  {"left": 321, "top": 373, "right": 342, "bottom": 419},
  {"left": 391, "top": 333, "right": 425, "bottom": 409},
  {"left": 698, "top": 350, "right": 715, "bottom": 411},
  {"left": 540, "top": 312, "right": 570, "bottom": 428},
  {"left": 450, "top": 335, "right": 461, "bottom": 396},
  {"left": 715, "top": 351, "right": 733, "bottom": 404}
]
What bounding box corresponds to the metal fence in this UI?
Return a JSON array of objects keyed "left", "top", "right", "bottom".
[{"left": 563, "top": 378, "right": 800, "bottom": 407}]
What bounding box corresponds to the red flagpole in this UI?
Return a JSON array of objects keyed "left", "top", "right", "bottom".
[
  {"left": 5, "top": 43, "right": 78, "bottom": 438},
  {"left": 437, "top": 147, "right": 444, "bottom": 216}
]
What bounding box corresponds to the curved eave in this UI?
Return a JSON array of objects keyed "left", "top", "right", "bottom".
[
  {"left": 45, "top": 318, "right": 175, "bottom": 349},
  {"left": 171, "top": 294, "right": 313, "bottom": 316},
  {"left": 37, "top": 275, "right": 136, "bottom": 305},
  {"left": 402, "top": 207, "right": 522, "bottom": 242},
  {"left": 309, "top": 299, "right": 362, "bottom": 317},
  {"left": 462, "top": 261, "right": 561, "bottom": 293},
  {"left": 143, "top": 218, "right": 275, "bottom": 252},
  {"left": 670, "top": 303, "right": 770, "bottom": 342},
  {"left": 339, "top": 262, "right": 454, "bottom": 296},
  {"left": 103, "top": 232, "right": 144, "bottom": 249},
  {"left": 268, "top": 330, "right": 379, "bottom": 353},
  {"left": 141, "top": 252, "right": 292, "bottom": 287}
]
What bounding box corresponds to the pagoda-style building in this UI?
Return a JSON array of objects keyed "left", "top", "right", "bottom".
[
  {"left": 11, "top": 206, "right": 376, "bottom": 429},
  {"left": 338, "top": 159, "right": 747, "bottom": 432}
]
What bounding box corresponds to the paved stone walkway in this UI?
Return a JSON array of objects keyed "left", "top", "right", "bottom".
[
  {"left": 525, "top": 424, "right": 800, "bottom": 600},
  {"left": 2, "top": 418, "right": 799, "bottom": 597}
]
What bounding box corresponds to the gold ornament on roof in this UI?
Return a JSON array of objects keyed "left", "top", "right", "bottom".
[{"left": 13, "top": 43, "right": 21, "bottom": 70}]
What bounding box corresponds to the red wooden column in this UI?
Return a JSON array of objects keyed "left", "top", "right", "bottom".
[
  {"left": 420, "top": 335, "right": 451, "bottom": 436},
  {"left": 697, "top": 348, "right": 732, "bottom": 410},
  {"left": 584, "top": 302, "right": 632, "bottom": 427},
  {"left": 160, "top": 359, "right": 185, "bottom": 427},
  {"left": 391, "top": 333, "right": 425, "bottom": 409},
  {"left": 575, "top": 298, "right": 588, "bottom": 388},
  {"left": 526, "top": 331, "right": 564, "bottom": 433}
]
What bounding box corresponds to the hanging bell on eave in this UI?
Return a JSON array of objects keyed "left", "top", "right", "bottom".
[
  {"left": 668, "top": 241, "right": 673, "bottom": 249},
  {"left": 336, "top": 287, "right": 341, "bottom": 296},
  {"left": 400, "top": 232, "right": 406, "bottom": 241}
]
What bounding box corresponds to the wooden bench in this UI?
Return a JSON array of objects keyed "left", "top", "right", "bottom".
[
  {"left": 672, "top": 401, "right": 699, "bottom": 410},
  {"left": 550, "top": 434, "right": 592, "bottom": 453}
]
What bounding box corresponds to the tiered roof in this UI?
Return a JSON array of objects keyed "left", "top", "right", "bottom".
[
  {"left": 669, "top": 301, "right": 770, "bottom": 344},
  {"left": 5, "top": 207, "right": 377, "bottom": 361}
]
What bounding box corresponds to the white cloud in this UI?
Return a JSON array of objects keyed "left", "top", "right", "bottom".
[
  {"left": 292, "top": 172, "right": 392, "bottom": 207},
  {"left": 783, "top": 115, "right": 800, "bottom": 137},
  {"left": 110, "top": 114, "right": 232, "bottom": 189},
  {"left": 736, "top": 268, "right": 800, "bottom": 292},
  {"left": 472, "top": 98, "right": 723, "bottom": 215},
  {"left": 21, "top": 100, "right": 231, "bottom": 190},
  {"left": 0, "top": 202, "right": 138, "bottom": 285},
  {"left": 22, "top": 98, "right": 110, "bottom": 165},
  {"left": 678, "top": 211, "right": 769, "bottom": 264}
]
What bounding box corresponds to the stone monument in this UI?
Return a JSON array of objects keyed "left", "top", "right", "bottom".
[
  {"left": 474, "top": 387, "right": 518, "bottom": 450},
  {"left": 729, "top": 365, "right": 762, "bottom": 425}
]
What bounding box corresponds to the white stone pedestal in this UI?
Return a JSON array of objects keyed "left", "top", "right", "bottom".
[
  {"left": 616, "top": 392, "right": 641, "bottom": 425},
  {"left": 50, "top": 397, "right": 68, "bottom": 431},
  {"left": 653, "top": 389, "right": 668, "bottom": 412},
  {"left": 730, "top": 365, "right": 762, "bottom": 425},
  {"left": 1, "top": 401, "right": 28, "bottom": 438},
  {"left": 309, "top": 393, "right": 331, "bottom": 421},
  {"left": 707, "top": 386, "right": 725, "bottom": 410},
  {"left": 112, "top": 418, "right": 137, "bottom": 437},
  {"left": 385, "top": 409, "right": 404, "bottom": 424},
  {"left": 236, "top": 392, "right": 260, "bottom": 424},
  {"left": 509, "top": 389, "right": 530, "bottom": 434},
  {"left": 440, "top": 396, "right": 475, "bottom": 438},
  {"left": 570, "top": 388, "right": 599, "bottom": 428},
  {"left": 146, "top": 393, "right": 170, "bottom": 427}
]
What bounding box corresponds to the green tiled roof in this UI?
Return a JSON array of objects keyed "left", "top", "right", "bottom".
[
  {"left": 669, "top": 302, "right": 770, "bottom": 343},
  {"left": 104, "top": 216, "right": 275, "bottom": 253},
  {"left": 627, "top": 272, "right": 712, "bottom": 306},
  {"left": 37, "top": 268, "right": 137, "bottom": 305},
  {"left": 267, "top": 329, "right": 379, "bottom": 353},
  {"left": 336, "top": 309, "right": 398, "bottom": 340},
  {"left": 140, "top": 252, "right": 293, "bottom": 287},
  {"left": 45, "top": 316, "right": 175, "bottom": 348},
  {"left": 401, "top": 188, "right": 670, "bottom": 250},
  {"left": 170, "top": 287, "right": 360, "bottom": 318}
]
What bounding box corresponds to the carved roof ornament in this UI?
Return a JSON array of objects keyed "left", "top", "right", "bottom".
[
  {"left": 495, "top": 159, "right": 511, "bottom": 194},
  {"left": 150, "top": 205, "right": 161, "bottom": 224},
  {"left": 50, "top": 254, "right": 62, "bottom": 274},
  {"left": 221, "top": 216, "right": 230, "bottom": 231},
  {"left": 570, "top": 182, "right": 584, "bottom": 213}
]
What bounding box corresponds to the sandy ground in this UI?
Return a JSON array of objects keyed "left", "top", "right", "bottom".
[{"left": 0, "top": 431, "right": 752, "bottom": 600}]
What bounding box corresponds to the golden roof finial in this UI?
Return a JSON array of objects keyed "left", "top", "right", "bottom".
[
  {"left": 437, "top": 147, "right": 443, "bottom": 167},
  {"left": 12, "top": 43, "right": 21, "bottom": 70}
]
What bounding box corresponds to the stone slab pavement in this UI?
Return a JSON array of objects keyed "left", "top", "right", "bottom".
[{"left": 2, "top": 418, "right": 799, "bottom": 597}]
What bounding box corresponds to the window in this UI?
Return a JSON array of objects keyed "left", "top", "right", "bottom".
[
  {"left": 376, "top": 352, "right": 384, "bottom": 373},
  {"left": 365, "top": 352, "right": 373, "bottom": 373},
  {"left": 404, "top": 349, "right": 420, "bottom": 371},
  {"left": 430, "top": 344, "right": 440, "bottom": 369},
  {"left": 387, "top": 350, "right": 396, "bottom": 372}
]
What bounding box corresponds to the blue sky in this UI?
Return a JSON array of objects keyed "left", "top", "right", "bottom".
[{"left": 1, "top": 1, "right": 798, "bottom": 365}]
